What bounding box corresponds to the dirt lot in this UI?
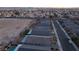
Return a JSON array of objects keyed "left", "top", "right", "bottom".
[{"left": 0, "top": 18, "right": 35, "bottom": 50}]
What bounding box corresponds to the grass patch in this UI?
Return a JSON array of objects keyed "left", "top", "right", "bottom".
[{"left": 72, "top": 36, "right": 79, "bottom": 47}]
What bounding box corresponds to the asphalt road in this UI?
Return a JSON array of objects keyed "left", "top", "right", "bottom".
[
  {"left": 28, "top": 19, "right": 52, "bottom": 36},
  {"left": 53, "top": 21, "right": 76, "bottom": 51},
  {"left": 15, "top": 19, "right": 52, "bottom": 51}
]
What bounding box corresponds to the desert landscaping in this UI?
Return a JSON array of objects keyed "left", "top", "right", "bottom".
[{"left": 0, "top": 18, "right": 36, "bottom": 50}]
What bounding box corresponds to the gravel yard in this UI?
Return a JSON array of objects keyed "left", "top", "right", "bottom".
[{"left": 0, "top": 18, "right": 35, "bottom": 50}]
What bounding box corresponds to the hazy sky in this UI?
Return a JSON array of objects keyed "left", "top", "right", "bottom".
[{"left": 0, "top": 0, "right": 79, "bottom": 7}]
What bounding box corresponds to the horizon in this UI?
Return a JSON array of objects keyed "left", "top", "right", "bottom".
[{"left": 0, "top": 0, "right": 79, "bottom": 8}]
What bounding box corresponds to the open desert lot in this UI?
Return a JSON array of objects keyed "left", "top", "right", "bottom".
[{"left": 0, "top": 18, "right": 35, "bottom": 50}]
